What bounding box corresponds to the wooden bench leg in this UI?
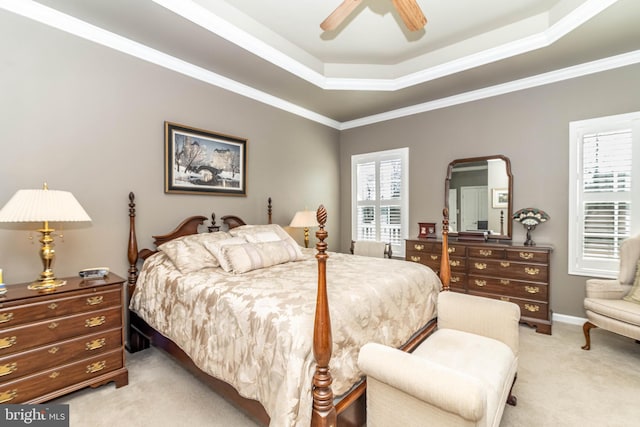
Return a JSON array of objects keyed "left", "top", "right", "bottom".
[
  {"left": 581, "top": 321, "right": 597, "bottom": 350},
  {"left": 506, "top": 373, "right": 517, "bottom": 406}
]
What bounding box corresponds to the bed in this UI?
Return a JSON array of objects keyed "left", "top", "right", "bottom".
[{"left": 126, "top": 193, "right": 452, "bottom": 426}]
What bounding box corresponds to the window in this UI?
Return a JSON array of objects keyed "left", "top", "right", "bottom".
[
  {"left": 568, "top": 111, "right": 640, "bottom": 277},
  {"left": 352, "top": 148, "right": 408, "bottom": 257}
]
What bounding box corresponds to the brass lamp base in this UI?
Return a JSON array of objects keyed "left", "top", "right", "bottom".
[{"left": 28, "top": 278, "right": 67, "bottom": 292}]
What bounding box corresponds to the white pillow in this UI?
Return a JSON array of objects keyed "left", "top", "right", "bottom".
[
  {"left": 158, "top": 231, "right": 231, "bottom": 273},
  {"left": 229, "top": 224, "right": 303, "bottom": 260},
  {"left": 207, "top": 240, "right": 302, "bottom": 274},
  {"left": 203, "top": 236, "right": 248, "bottom": 272}
]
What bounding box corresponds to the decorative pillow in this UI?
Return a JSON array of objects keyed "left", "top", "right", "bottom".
[
  {"left": 623, "top": 259, "right": 640, "bottom": 303},
  {"left": 230, "top": 224, "right": 304, "bottom": 260},
  {"left": 207, "top": 240, "right": 302, "bottom": 274},
  {"left": 203, "top": 236, "right": 248, "bottom": 272},
  {"left": 158, "top": 231, "right": 231, "bottom": 274}
]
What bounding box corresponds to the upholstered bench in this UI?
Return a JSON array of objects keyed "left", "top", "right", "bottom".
[{"left": 358, "top": 291, "right": 521, "bottom": 427}]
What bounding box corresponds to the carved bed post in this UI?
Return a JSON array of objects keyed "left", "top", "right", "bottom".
[
  {"left": 127, "top": 192, "right": 139, "bottom": 288},
  {"left": 267, "top": 197, "right": 272, "bottom": 224},
  {"left": 311, "top": 205, "right": 336, "bottom": 427},
  {"left": 440, "top": 208, "right": 451, "bottom": 291}
]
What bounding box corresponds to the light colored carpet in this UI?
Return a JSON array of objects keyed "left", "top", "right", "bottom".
[{"left": 55, "top": 322, "right": 640, "bottom": 426}]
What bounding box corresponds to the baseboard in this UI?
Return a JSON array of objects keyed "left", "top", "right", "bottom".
[{"left": 552, "top": 313, "right": 587, "bottom": 326}]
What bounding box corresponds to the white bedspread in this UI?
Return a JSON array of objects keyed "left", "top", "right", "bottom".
[{"left": 130, "top": 248, "right": 440, "bottom": 426}]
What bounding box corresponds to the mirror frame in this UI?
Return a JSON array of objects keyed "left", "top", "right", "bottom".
[{"left": 444, "top": 154, "right": 513, "bottom": 240}]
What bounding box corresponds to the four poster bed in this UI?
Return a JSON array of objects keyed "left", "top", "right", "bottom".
[{"left": 126, "top": 193, "right": 451, "bottom": 427}]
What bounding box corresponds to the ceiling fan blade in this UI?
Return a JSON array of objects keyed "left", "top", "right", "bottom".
[
  {"left": 392, "top": 0, "right": 427, "bottom": 31},
  {"left": 320, "top": 0, "right": 363, "bottom": 31}
]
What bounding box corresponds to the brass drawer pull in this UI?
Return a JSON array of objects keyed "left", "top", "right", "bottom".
[
  {"left": 49, "top": 371, "right": 61, "bottom": 379},
  {"left": 86, "top": 296, "right": 104, "bottom": 306},
  {"left": 525, "top": 285, "right": 540, "bottom": 294},
  {"left": 519, "top": 252, "right": 534, "bottom": 260},
  {"left": 525, "top": 267, "right": 540, "bottom": 276},
  {"left": 500, "top": 279, "right": 510, "bottom": 285},
  {"left": 410, "top": 256, "right": 421, "bottom": 262},
  {"left": 450, "top": 276, "right": 461, "bottom": 283},
  {"left": 448, "top": 247, "right": 456, "bottom": 254},
  {"left": 500, "top": 297, "right": 510, "bottom": 302},
  {"left": 48, "top": 322, "right": 59, "bottom": 329},
  {"left": 474, "top": 279, "right": 486, "bottom": 287},
  {"left": 525, "top": 304, "right": 540, "bottom": 312},
  {"left": 450, "top": 260, "right": 461, "bottom": 267},
  {"left": 500, "top": 261, "right": 511, "bottom": 268},
  {"left": 474, "top": 262, "right": 487, "bottom": 270},
  {"left": 48, "top": 303, "right": 58, "bottom": 310},
  {"left": 86, "top": 338, "right": 106, "bottom": 351},
  {"left": 0, "top": 389, "right": 17, "bottom": 403},
  {"left": 430, "top": 255, "right": 438, "bottom": 260},
  {"left": 0, "top": 336, "right": 17, "bottom": 349},
  {"left": 479, "top": 249, "right": 492, "bottom": 257},
  {"left": 413, "top": 244, "right": 424, "bottom": 251},
  {"left": 0, "top": 362, "right": 17, "bottom": 377},
  {"left": 48, "top": 346, "right": 60, "bottom": 354},
  {"left": 86, "top": 360, "right": 106, "bottom": 374},
  {"left": 85, "top": 316, "right": 106, "bottom": 328},
  {"left": 0, "top": 313, "right": 14, "bottom": 324}
]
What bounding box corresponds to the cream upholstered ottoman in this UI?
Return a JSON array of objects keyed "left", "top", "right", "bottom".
[{"left": 358, "top": 291, "right": 520, "bottom": 427}]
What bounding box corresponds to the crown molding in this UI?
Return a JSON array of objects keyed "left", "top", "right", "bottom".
[{"left": 1, "top": 0, "right": 637, "bottom": 131}]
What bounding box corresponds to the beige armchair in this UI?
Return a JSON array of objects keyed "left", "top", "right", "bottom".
[
  {"left": 350, "top": 240, "right": 392, "bottom": 258},
  {"left": 358, "top": 292, "right": 520, "bottom": 427},
  {"left": 582, "top": 234, "right": 640, "bottom": 350}
]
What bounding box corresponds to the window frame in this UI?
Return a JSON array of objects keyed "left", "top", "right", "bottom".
[
  {"left": 568, "top": 111, "right": 640, "bottom": 278},
  {"left": 351, "top": 148, "right": 409, "bottom": 257}
]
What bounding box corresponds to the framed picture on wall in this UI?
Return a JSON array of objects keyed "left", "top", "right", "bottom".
[
  {"left": 492, "top": 188, "right": 508, "bottom": 208},
  {"left": 165, "top": 121, "right": 247, "bottom": 196}
]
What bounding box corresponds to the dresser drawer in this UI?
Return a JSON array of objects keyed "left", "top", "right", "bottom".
[
  {"left": 406, "top": 241, "right": 436, "bottom": 253},
  {"left": 435, "top": 243, "right": 466, "bottom": 257},
  {"left": 0, "top": 328, "right": 122, "bottom": 382},
  {"left": 0, "top": 307, "right": 122, "bottom": 356},
  {"left": 506, "top": 249, "right": 549, "bottom": 263},
  {"left": 469, "top": 292, "right": 549, "bottom": 320},
  {"left": 449, "top": 272, "right": 467, "bottom": 292},
  {"left": 467, "top": 246, "right": 506, "bottom": 259},
  {"left": 406, "top": 250, "right": 440, "bottom": 268},
  {"left": 469, "top": 259, "right": 548, "bottom": 282},
  {"left": 0, "top": 349, "right": 123, "bottom": 404},
  {"left": 0, "top": 287, "right": 121, "bottom": 329},
  {"left": 467, "top": 276, "right": 548, "bottom": 301}
]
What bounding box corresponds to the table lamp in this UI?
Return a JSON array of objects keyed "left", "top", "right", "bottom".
[
  {"left": 0, "top": 183, "right": 91, "bottom": 291},
  {"left": 289, "top": 210, "right": 317, "bottom": 248}
]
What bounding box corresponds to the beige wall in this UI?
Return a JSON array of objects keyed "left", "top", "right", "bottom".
[
  {"left": 0, "top": 12, "right": 340, "bottom": 284},
  {"left": 339, "top": 64, "right": 640, "bottom": 318}
]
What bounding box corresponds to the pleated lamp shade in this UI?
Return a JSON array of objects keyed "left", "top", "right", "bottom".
[{"left": 0, "top": 187, "right": 91, "bottom": 223}]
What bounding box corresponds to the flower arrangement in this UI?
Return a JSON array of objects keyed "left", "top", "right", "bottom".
[{"left": 513, "top": 208, "right": 550, "bottom": 246}]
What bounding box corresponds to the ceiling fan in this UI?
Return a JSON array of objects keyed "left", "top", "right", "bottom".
[{"left": 321, "top": 0, "right": 427, "bottom": 32}]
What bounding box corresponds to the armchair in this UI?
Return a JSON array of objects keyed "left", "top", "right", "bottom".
[
  {"left": 358, "top": 292, "right": 520, "bottom": 427},
  {"left": 582, "top": 234, "right": 640, "bottom": 350},
  {"left": 350, "top": 240, "right": 392, "bottom": 258}
]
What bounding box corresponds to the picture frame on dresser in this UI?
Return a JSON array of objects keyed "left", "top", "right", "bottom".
[{"left": 164, "top": 121, "right": 247, "bottom": 196}]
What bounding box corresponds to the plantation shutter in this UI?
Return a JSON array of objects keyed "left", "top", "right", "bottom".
[
  {"left": 569, "top": 111, "right": 639, "bottom": 278},
  {"left": 581, "top": 130, "right": 632, "bottom": 261},
  {"left": 352, "top": 149, "right": 408, "bottom": 257}
]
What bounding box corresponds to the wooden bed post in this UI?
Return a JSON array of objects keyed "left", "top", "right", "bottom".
[
  {"left": 311, "top": 205, "right": 337, "bottom": 427},
  {"left": 267, "top": 197, "right": 272, "bottom": 224},
  {"left": 440, "top": 208, "right": 451, "bottom": 291},
  {"left": 128, "top": 192, "right": 139, "bottom": 288}
]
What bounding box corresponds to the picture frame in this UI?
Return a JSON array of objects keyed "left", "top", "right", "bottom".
[
  {"left": 165, "top": 122, "right": 247, "bottom": 196},
  {"left": 418, "top": 222, "right": 436, "bottom": 239},
  {"left": 492, "top": 188, "right": 508, "bottom": 208}
]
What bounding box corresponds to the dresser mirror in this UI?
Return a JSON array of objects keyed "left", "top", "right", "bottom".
[{"left": 444, "top": 155, "right": 513, "bottom": 240}]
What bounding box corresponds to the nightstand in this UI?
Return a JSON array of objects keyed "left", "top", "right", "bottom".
[{"left": 0, "top": 274, "right": 128, "bottom": 403}]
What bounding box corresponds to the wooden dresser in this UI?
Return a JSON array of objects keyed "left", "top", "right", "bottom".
[
  {"left": 0, "top": 274, "right": 128, "bottom": 403},
  {"left": 406, "top": 239, "right": 553, "bottom": 334}
]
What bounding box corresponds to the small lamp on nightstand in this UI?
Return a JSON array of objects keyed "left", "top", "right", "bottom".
[
  {"left": 0, "top": 183, "right": 91, "bottom": 291},
  {"left": 289, "top": 210, "right": 317, "bottom": 248}
]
